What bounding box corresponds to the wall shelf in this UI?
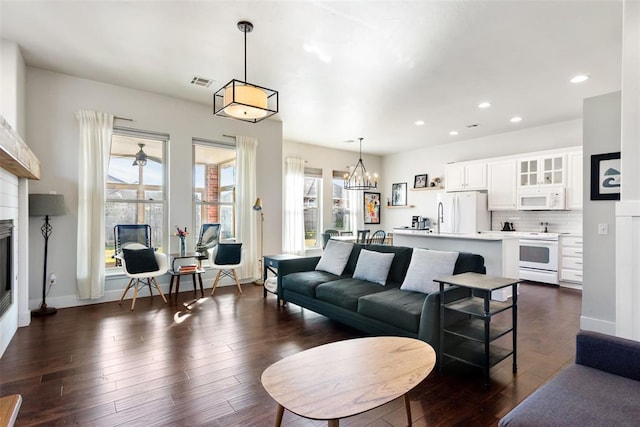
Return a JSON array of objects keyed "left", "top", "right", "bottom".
[
  {"left": 385, "top": 205, "right": 415, "bottom": 209},
  {"left": 410, "top": 186, "right": 444, "bottom": 191}
]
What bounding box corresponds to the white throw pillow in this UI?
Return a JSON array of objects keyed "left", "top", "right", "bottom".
[
  {"left": 315, "top": 239, "right": 354, "bottom": 276},
  {"left": 400, "top": 248, "right": 459, "bottom": 294},
  {"left": 352, "top": 249, "right": 395, "bottom": 286}
]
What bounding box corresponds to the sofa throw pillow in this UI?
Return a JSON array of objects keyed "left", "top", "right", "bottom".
[
  {"left": 352, "top": 249, "right": 395, "bottom": 286},
  {"left": 214, "top": 243, "right": 242, "bottom": 265},
  {"left": 400, "top": 248, "right": 459, "bottom": 294},
  {"left": 122, "top": 247, "right": 159, "bottom": 274},
  {"left": 315, "top": 239, "right": 354, "bottom": 276}
]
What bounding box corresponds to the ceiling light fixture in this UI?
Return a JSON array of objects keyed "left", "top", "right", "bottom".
[
  {"left": 415, "top": 120, "right": 425, "bottom": 126},
  {"left": 478, "top": 102, "right": 491, "bottom": 109},
  {"left": 213, "top": 21, "right": 278, "bottom": 123},
  {"left": 344, "top": 138, "right": 378, "bottom": 191},
  {"left": 570, "top": 74, "right": 589, "bottom": 83},
  {"left": 449, "top": 131, "right": 459, "bottom": 136},
  {"left": 133, "top": 143, "right": 148, "bottom": 167},
  {"left": 510, "top": 116, "right": 522, "bottom": 123}
]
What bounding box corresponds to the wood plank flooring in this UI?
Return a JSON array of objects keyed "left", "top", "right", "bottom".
[{"left": 0, "top": 282, "right": 581, "bottom": 426}]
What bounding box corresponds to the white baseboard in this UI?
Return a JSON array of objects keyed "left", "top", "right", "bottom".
[
  {"left": 29, "top": 273, "right": 255, "bottom": 310},
  {"left": 580, "top": 316, "right": 616, "bottom": 335}
]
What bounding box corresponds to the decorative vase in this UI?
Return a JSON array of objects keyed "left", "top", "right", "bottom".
[{"left": 179, "top": 236, "right": 186, "bottom": 255}]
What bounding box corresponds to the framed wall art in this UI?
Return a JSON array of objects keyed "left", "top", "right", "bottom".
[
  {"left": 363, "top": 192, "right": 381, "bottom": 224},
  {"left": 391, "top": 182, "right": 407, "bottom": 206},
  {"left": 414, "top": 174, "right": 428, "bottom": 189},
  {"left": 590, "top": 152, "right": 621, "bottom": 200}
]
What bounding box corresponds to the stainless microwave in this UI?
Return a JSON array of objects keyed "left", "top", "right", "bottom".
[{"left": 517, "top": 187, "right": 566, "bottom": 210}]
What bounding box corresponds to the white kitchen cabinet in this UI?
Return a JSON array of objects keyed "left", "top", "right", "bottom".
[
  {"left": 560, "top": 235, "right": 583, "bottom": 288},
  {"left": 445, "top": 161, "right": 487, "bottom": 192},
  {"left": 518, "top": 154, "right": 566, "bottom": 187},
  {"left": 488, "top": 159, "right": 517, "bottom": 210},
  {"left": 567, "top": 151, "right": 583, "bottom": 210}
]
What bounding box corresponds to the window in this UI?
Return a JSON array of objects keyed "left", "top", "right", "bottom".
[
  {"left": 304, "top": 168, "right": 322, "bottom": 249},
  {"left": 332, "top": 171, "right": 351, "bottom": 233},
  {"left": 193, "top": 140, "right": 236, "bottom": 241},
  {"left": 105, "top": 129, "right": 167, "bottom": 268}
]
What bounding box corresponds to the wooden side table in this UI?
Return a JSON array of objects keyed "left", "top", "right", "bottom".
[
  {"left": 168, "top": 252, "right": 207, "bottom": 298},
  {"left": 263, "top": 254, "right": 302, "bottom": 305},
  {"left": 435, "top": 272, "right": 520, "bottom": 388}
]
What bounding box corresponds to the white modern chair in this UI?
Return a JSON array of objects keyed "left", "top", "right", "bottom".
[
  {"left": 118, "top": 243, "right": 168, "bottom": 310},
  {"left": 208, "top": 242, "right": 243, "bottom": 295}
]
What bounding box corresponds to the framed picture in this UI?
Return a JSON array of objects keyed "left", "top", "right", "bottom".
[
  {"left": 414, "top": 174, "right": 428, "bottom": 188},
  {"left": 392, "top": 182, "right": 407, "bottom": 206},
  {"left": 363, "top": 192, "right": 381, "bottom": 224},
  {"left": 590, "top": 152, "right": 621, "bottom": 200}
]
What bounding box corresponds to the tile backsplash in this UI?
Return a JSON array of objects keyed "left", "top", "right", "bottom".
[{"left": 492, "top": 210, "right": 583, "bottom": 234}]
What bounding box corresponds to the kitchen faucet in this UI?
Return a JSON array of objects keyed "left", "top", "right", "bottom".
[{"left": 437, "top": 201, "right": 444, "bottom": 234}]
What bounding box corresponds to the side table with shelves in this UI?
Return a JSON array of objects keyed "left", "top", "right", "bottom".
[
  {"left": 168, "top": 252, "right": 208, "bottom": 298},
  {"left": 435, "top": 272, "right": 519, "bottom": 388},
  {"left": 263, "top": 254, "right": 303, "bottom": 305}
]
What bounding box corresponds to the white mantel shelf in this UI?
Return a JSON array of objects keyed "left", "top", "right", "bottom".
[{"left": 0, "top": 116, "right": 40, "bottom": 180}]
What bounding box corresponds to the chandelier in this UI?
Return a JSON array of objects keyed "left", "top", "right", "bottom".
[
  {"left": 213, "top": 21, "right": 278, "bottom": 123},
  {"left": 344, "top": 138, "right": 378, "bottom": 190}
]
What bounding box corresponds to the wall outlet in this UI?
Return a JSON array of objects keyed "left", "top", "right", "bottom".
[
  {"left": 598, "top": 223, "right": 609, "bottom": 235},
  {"left": 49, "top": 273, "right": 56, "bottom": 285}
]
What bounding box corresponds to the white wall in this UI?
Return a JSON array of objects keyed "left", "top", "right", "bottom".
[
  {"left": 1, "top": 40, "right": 26, "bottom": 136},
  {"left": 25, "top": 67, "right": 283, "bottom": 309},
  {"left": 382, "top": 119, "right": 583, "bottom": 229},
  {"left": 581, "top": 91, "right": 621, "bottom": 334}
]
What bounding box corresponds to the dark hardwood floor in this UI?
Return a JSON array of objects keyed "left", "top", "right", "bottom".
[{"left": 0, "top": 282, "right": 581, "bottom": 426}]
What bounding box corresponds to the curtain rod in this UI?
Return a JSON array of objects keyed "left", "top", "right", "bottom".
[
  {"left": 114, "top": 116, "right": 133, "bottom": 122},
  {"left": 223, "top": 134, "right": 237, "bottom": 139}
]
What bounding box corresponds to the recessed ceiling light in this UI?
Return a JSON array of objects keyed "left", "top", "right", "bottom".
[
  {"left": 414, "top": 120, "right": 425, "bottom": 126},
  {"left": 510, "top": 116, "right": 522, "bottom": 123},
  {"left": 570, "top": 75, "right": 589, "bottom": 83},
  {"left": 449, "top": 131, "right": 459, "bottom": 136},
  {"left": 478, "top": 102, "right": 491, "bottom": 109}
]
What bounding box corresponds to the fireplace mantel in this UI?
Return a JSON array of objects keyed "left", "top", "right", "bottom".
[{"left": 0, "top": 115, "right": 40, "bottom": 180}]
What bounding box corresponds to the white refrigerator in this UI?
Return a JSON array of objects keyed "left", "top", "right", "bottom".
[{"left": 436, "top": 191, "right": 490, "bottom": 234}]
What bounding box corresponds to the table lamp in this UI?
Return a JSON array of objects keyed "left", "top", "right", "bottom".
[{"left": 29, "top": 193, "right": 65, "bottom": 316}]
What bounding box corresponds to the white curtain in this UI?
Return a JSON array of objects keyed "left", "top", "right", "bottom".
[
  {"left": 235, "top": 136, "right": 258, "bottom": 280},
  {"left": 284, "top": 157, "right": 305, "bottom": 255},
  {"left": 75, "top": 110, "right": 113, "bottom": 299},
  {"left": 348, "top": 190, "right": 363, "bottom": 234}
]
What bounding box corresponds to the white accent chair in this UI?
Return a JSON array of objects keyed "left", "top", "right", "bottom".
[
  {"left": 208, "top": 243, "right": 243, "bottom": 295},
  {"left": 118, "top": 243, "right": 168, "bottom": 310}
]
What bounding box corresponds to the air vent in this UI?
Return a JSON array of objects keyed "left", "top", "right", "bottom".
[
  {"left": 466, "top": 123, "right": 480, "bottom": 128},
  {"left": 190, "top": 76, "right": 214, "bottom": 88}
]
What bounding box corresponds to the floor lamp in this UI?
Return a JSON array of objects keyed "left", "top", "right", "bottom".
[
  {"left": 29, "top": 193, "right": 65, "bottom": 317},
  {"left": 253, "top": 197, "right": 264, "bottom": 285}
]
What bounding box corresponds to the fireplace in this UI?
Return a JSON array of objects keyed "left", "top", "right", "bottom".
[{"left": 0, "top": 220, "right": 13, "bottom": 317}]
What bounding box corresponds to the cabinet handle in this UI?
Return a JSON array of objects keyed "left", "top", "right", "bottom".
[
  {"left": 575, "top": 251, "right": 583, "bottom": 254},
  {"left": 575, "top": 261, "right": 583, "bottom": 264}
]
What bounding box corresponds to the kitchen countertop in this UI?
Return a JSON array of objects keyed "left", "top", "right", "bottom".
[{"left": 392, "top": 229, "right": 520, "bottom": 241}]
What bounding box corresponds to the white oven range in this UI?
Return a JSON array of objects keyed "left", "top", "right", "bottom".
[{"left": 517, "top": 232, "right": 559, "bottom": 285}]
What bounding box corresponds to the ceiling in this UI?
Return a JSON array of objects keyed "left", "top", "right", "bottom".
[{"left": 0, "top": 0, "right": 623, "bottom": 155}]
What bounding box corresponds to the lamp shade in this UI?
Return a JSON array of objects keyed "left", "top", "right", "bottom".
[
  {"left": 252, "top": 198, "right": 263, "bottom": 211},
  {"left": 223, "top": 84, "right": 269, "bottom": 120},
  {"left": 29, "top": 194, "right": 66, "bottom": 217}
]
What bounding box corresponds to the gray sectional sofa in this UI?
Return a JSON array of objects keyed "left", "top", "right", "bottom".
[
  {"left": 275, "top": 243, "right": 486, "bottom": 354},
  {"left": 500, "top": 330, "right": 640, "bottom": 426}
]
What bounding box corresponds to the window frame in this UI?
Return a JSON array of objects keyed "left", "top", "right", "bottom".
[
  {"left": 304, "top": 167, "right": 322, "bottom": 250},
  {"left": 105, "top": 127, "right": 168, "bottom": 271}
]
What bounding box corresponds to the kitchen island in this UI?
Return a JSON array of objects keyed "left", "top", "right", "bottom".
[{"left": 393, "top": 229, "right": 520, "bottom": 301}]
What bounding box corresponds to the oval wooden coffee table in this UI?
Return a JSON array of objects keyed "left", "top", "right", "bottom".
[{"left": 261, "top": 336, "right": 435, "bottom": 426}]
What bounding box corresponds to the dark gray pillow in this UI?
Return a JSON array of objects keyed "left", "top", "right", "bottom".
[
  {"left": 215, "top": 243, "right": 242, "bottom": 265},
  {"left": 122, "top": 248, "right": 159, "bottom": 274}
]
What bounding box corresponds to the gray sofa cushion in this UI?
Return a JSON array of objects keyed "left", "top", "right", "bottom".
[
  {"left": 316, "top": 278, "right": 388, "bottom": 311},
  {"left": 358, "top": 288, "right": 427, "bottom": 333},
  {"left": 499, "top": 364, "right": 640, "bottom": 427},
  {"left": 282, "top": 270, "right": 340, "bottom": 298}
]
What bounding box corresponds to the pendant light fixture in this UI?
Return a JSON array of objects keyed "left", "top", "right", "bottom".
[
  {"left": 132, "top": 143, "right": 148, "bottom": 167},
  {"left": 213, "top": 21, "right": 278, "bottom": 123},
  {"left": 344, "top": 138, "right": 378, "bottom": 190}
]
